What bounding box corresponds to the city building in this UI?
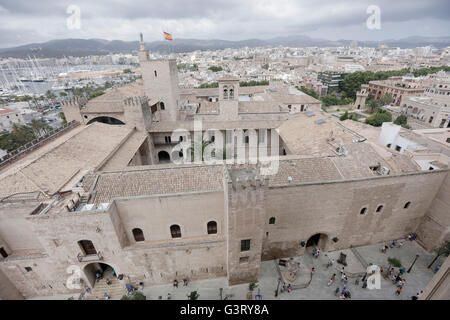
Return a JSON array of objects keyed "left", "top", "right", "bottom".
[
  {"left": 0, "top": 37, "right": 449, "bottom": 300},
  {"left": 0, "top": 108, "right": 26, "bottom": 132}
]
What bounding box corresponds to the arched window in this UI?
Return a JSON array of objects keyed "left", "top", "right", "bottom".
[
  {"left": 223, "top": 89, "right": 228, "bottom": 100},
  {"left": 154, "top": 70, "right": 157, "bottom": 77},
  {"left": 229, "top": 88, "right": 234, "bottom": 99},
  {"left": 170, "top": 225, "right": 182, "bottom": 238},
  {"left": 404, "top": 202, "right": 411, "bottom": 209},
  {"left": 160, "top": 102, "right": 165, "bottom": 110},
  {"left": 132, "top": 228, "right": 145, "bottom": 242},
  {"left": 376, "top": 205, "right": 383, "bottom": 213},
  {"left": 269, "top": 217, "right": 276, "bottom": 224},
  {"left": 207, "top": 221, "right": 217, "bottom": 234},
  {"left": 78, "top": 240, "right": 97, "bottom": 255},
  {"left": 360, "top": 207, "right": 367, "bottom": 215}
]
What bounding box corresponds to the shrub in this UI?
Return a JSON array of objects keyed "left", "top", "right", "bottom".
[
  {"left": 388, "top": 257, "right": 402, "bottom": 268},
  {"left": 365, "top": 109, "right": 392, "bottom": 127},
  {"left": 249, "top": 281, "right": 258, "bottom": 291},
  {"left": 187, "top": 291, "right": 200, "bottom": 300},
  {"left": 121, "top": 291, "right": 146, "bottom": 300},
  {"left": 340, "top": 111, "right": 349, "bottom": 121}
]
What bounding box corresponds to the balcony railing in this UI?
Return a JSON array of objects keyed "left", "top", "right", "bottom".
[{"left": 77, "top": 251, "right": 103, "bottom": 262}]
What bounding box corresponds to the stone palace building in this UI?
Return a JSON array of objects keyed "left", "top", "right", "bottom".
[{"left": 0, "top": 37, "right": 449, "bottom": 299}]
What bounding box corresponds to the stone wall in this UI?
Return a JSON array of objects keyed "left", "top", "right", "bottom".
[
  {"left": 416, "top": 173, "right": 450, "bottom": 251},
  {"left": 261, "top": 171, "right": 448, "bottom": 260}
]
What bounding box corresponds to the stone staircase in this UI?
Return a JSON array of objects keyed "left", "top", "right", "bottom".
[
  {"left": 350, "top": 247, "right": 369, "bottom": 269},
  {"left": 87, "top": 278, "right": 127, "bottom": 300}
]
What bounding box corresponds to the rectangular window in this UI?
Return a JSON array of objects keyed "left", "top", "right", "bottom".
[
  {"left": 258, "top": 129, "right": 265, "bottom": 143},
  {"left": 226, "top": 130, "right": 232, "bottom": 144},
  {"left": 165, "top": 136, "right": 172, "bottom": 143},
  {"left": 239, "top": 256, "right": 249, "bottom": 264},
  {"left": 241, "top": 239, "right": 251, "bottom": 252},
  {"left": 395, "top": 145, "right": 402, "bottom": 152},
  {"left": 25, "top": 267, "right": 32, "bottom": 272}
]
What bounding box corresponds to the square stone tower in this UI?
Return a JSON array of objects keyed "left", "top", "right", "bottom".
[
  {"left": 218, "top": 78, "right": 240, "bottom": 121},
  {"left": 138, "top": 34, "right": 180, "bottom": 122},
  {"left": 225, "top": 167, "right": 267, "bottom": 285}
]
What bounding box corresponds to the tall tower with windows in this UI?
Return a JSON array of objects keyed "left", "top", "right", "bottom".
[
  {"left": 138, "top": 33, "right": 180, "bottom": 122},
  {"left": 218, "top": 78, "right": 239, "bottom": 120}
]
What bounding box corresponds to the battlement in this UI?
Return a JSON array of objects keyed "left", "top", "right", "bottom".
[
  {"left": 228, "top": 166, "right": 266, "bottom": 191},
  {"left": 61, "top": 96, "right": 88, "bottom": 108},
  {"left": 123, "top": 96, "right": 149, "bottom": 107}
]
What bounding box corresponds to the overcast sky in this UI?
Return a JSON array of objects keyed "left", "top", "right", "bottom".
[{"left": 0, "top": 0, "right": 449, "bottom": 48}]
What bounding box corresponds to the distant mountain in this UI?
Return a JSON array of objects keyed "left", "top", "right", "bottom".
[{"left": 0, "top": 35, "right": 449, "bottom": 58}]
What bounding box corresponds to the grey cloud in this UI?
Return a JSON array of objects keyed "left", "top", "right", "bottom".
[{"left": 0, "top": 0, "right": 449, "bottom": 48}]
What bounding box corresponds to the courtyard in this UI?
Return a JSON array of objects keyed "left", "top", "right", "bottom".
[{"left": 30, "top": 238, "right": 444, "bottom": 300}]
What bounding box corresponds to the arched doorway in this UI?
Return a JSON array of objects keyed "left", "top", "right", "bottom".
[
  {"left": 158, "top": 151, "right": 170, "bottom": 163},
  {"left": 86, "top": 116, "right": 125, "bottom": 125},
  {"left": 83, "top": 262, "right": 117, "bottom": 288},
  {"left": 306, "top": 233, "right": 328, "bottom": 251}
]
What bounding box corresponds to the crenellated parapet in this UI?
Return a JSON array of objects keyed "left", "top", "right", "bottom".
[
  {"left": 229, "top": 166, "right": 266, "bottom": 191},
  {"left": 61, "top": 96, "right": 88, "bottom": 109},
  {"left": 123, "top": 96, "right": 149, "bottom": 107}
]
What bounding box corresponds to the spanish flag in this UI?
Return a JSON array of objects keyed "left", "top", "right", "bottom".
[{"left": 163, "top": 31, "right": 173, "bottom": 41}]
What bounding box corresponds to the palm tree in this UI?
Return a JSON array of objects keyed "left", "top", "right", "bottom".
[
  {"left": 190, "top": 138, "right": 211, "bottom": 162},
  {"left": 428, "top": 241, "right": 450, "bottom": 269}
]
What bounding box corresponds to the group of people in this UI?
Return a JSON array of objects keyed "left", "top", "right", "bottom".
[
  {"left": 173, "top": 278, "right": 189, "bottom": 288},
  {"left": 312, "top": 248, "right": 321, "bottom": 259},
  {"left": 381, "top": 239, "right": 407, "bottom": 253},
  {"left": 280, "top": 283, "right": 292, "bottom": 293}
]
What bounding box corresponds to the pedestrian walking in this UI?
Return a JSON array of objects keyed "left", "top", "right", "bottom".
[
  {"left": 173, "top": 279, "right": 178, "bottom": 288},
  {"left": 362, "top": 280, "right": 367, "bottom": 289},
  {"left": 355, "top": 278, "right": 360, "bottom": 286},
  {"left": 183, "top": 278, "right": 188, "bottom": 286},
  {"left": 396, "top": 287, "right": 402, "bottom": 295},
  {"left": 328, "top": 274, "right": 336, "bottom": 286},
  {"left": 335, "top": 287, "right": 340, "bottom": 297}
]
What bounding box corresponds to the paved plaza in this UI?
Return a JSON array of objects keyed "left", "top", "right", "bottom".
[{"left": 29, "top": 239, "right": 445, "bottom": 300}]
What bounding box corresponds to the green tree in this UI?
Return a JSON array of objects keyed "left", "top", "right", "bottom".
[
  {"left": 249, "top": 281, "right": 258, "bottom": 292},
  {"left": 45, "top": 90, "right": 56, "bottom": 99},
  {"left": 123, "top": 68, "right": 132, "bottom": 74},
  {"left": 208, "top": 66, "right": 223, "bottom": 72},
  {"left": 187, "top": 291, "right": 200, "bottom": 300},
  {"left": 428, "top": 241, "right": 450, "bottom": 269},
  {"left": 121, "top": 291, "right": 146, "bottom": 300},
  {"left": 393, "top": 114, "right": 411, "bottom": 129},
  {"left": 190, "top": 138, "right": 211, "bottom": 162},
  {"left": 366, "top": 99, "right": 381, "bottom": 113},
  {"left": 340, "top": 111, "right": 349, "bottom": 121},
  {"left": 197, "top": 82, "right": 219, "bottom": 88},
  {"left": 239, "top": 80, "right": 269, "bottom": 87},
  {"left": 380, "top": 93, "right": 393, "bottom": 106},
  {"left": 365, "top": 109, "right": 392, "bottom": 127},
  {"left": 0, "top": 124, "right": 36, "bottom": 152},
  {"left": 387, "top": 257, "right": 402, "bottom": 271},
  {"left": 59, "top": 112, "right": 67, "bottom": 126},
  {"left": 321, "top": 94, "right": 340, "bottom": 106},
  {"left": 297, "top": 86, "right": 319, "bottom": 99},
  {"left": 394, "top": 114, "right": 408, "bottom": 126},
  {"left": 59, "top": 92, "right": 67, "bottom": 97},
  {"left": 262, "top": 64, "right": 269, "bottom": 70}
]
